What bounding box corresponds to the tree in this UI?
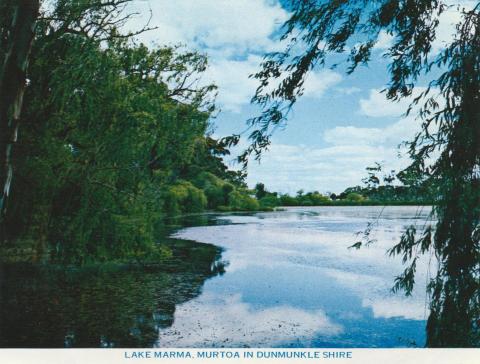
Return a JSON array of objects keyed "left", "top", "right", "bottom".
[
  {"left": 345, "top": 192, "right": 365, "bottom": 202},
  {"left": 254, "top": 182, "right": 267, "bottom": 200},
  {"left": 246, "top": 1, "right": 480, "bottom": 347},
  {"left": 0, "top": 0, "right": 40, "bottom": 235},
  {"left": 1, "top": 0, "right": 260, "bottom": 263},
  {"left": 362, "top": 163, "right": 382, "bottom": 189},
  {"left": 1, "top": 0, "right": 227, "bottom": 263}
]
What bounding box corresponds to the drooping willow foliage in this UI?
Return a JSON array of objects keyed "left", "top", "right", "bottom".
[
  {"left": 245, "top": 0, "right": 480, "bottom": 347},
  {"left": 0, "top": 1, "right": 257, "bottom": 264}
]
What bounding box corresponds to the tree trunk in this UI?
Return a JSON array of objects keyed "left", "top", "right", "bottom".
[{"left": 0, "top": 0, "right": 39, "bottom": 241}]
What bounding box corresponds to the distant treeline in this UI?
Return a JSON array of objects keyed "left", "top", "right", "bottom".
[{"left": 252, "top": 163, "right": 434, "bottom": 209}]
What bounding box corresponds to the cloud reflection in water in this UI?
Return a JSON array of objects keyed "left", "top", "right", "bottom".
[
  {"left": 157, "top": 293, "right": 342, "bottom": 347},
  {"left": 170, "top": 206, "right": 431, "bottom": 346}
]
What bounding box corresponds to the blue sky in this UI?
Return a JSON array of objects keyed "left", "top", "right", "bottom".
[{"left": 126, "top": 0, "right": 468, "bottom": 193}]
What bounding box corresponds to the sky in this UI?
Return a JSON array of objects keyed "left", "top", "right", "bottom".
[{"left": 125, "top": 0, "right": 470, "bottom": 194}]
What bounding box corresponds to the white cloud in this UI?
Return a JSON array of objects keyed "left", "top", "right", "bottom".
[
  {"left": 373, "top": 30, "right": 394, "bottom": 50},
  {"left": 204, "top": 55, "right": 263, "bottom": 113},
  {"left": 302, "top": 71, "right": 343, "bottom": 99},
  {"left": 359, "top": 89, "right": 410, "bottom": 118},
  {"left": 128, "top": 0, "right": 289, "bottom": 52},
  {"left": 245, "top": 113, "right": 423, "bottom": 194},
  {"left": 246, "top": 142, "right": 409, "bottom": 194},
  {"left": 324, "top": 117, "right": 418, "bottom": 146},
  {"left": 202, "top": 58, "right": 342, "bottom": 113},
  {"left": 125, "top": 1, "right": 341, "bottom": 112},
  {"left": 336, "top": 87, "right": 362, "bottom": 95},
  {"left": 359, "top": 87, "right": 431, "bottom": 118}
]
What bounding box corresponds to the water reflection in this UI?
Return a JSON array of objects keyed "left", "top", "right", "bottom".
[
  {"left": 172, "top": 206, "right": 431, "bottom": 347},
  {"left": 157, "top": 292, "right": 342, "bottom": 347},
  {"left": 0, "top": 239, "right": 223, "bottom": 348},
  {"left": 0, "top": 206, "right": 430, "bottom": 348}
]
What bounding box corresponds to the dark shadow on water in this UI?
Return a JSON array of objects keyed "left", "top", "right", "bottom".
[{"left": 0, "top": 238, "right": 224, "bottom": 348}]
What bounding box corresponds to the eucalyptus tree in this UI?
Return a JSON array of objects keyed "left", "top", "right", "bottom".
[
  {"left": 0, "top": 0, "right": 40, "bottom": 231},
  {"left": 0, "top": 0, "right": 153, "bottom": 240},
  {"left": 245, "top": 0, "right": 480, "bottom": 347}
]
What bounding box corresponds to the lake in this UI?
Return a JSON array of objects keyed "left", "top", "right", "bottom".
[{"left": 0, "top": 206, "right": 432, "bottom": 348}]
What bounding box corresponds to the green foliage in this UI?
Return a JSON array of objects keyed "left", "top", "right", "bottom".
[
  {"left": 254, "top": 183, "right": 267, "bottom": 200},
  {"left": 163, "top": 181, "right": 207, "bottom": 215},
  {"left": 257, "top": 186, "right": 334, "bottom": 207},
  {"left": 192, "top": 172, "right": 226, "bottom": 209},
  {"left": 244, "top": 0, "right": 480, "bottom": 347},
  {"left": 259, "top": 195, "right": 280, "bottom": 209},
  {"left": 227, "top": 190, "right": 259, "bottom": 211},
  {"left": 306, "top": 191, "right": 331, "bottom": 204},
  {"left": 279, "top": 194, "right": 298, "bottom": 206},
  {"left": 345, "top": 193, "right": 365, "bottom": 202},
  {"left": 188, "top": 171, "right": 260, "bottom": 212},
  {"left": 1, "top": 0, "right": 255, "bottom": 264}
]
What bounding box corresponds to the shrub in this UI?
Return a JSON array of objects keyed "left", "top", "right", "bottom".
[
  {"left": 259, "top": 195, "right": 280, "bottom": 208},
  {"left": 228, "top": 190, "right": 260, "bottom": 211},
  {"left": 163, "top": 181, "right": 207, "bottom": 214},
  {"left": 346, "top": 192, "right": 366, "bottom": 202}
]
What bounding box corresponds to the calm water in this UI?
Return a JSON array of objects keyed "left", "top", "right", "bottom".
[{"left": 0, "top": 206, "right": 433, "bottom": 347}]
